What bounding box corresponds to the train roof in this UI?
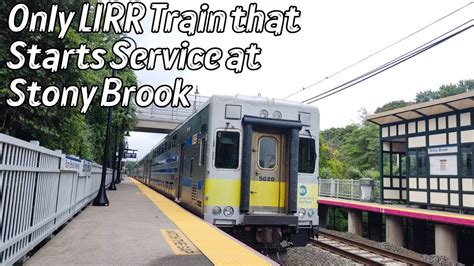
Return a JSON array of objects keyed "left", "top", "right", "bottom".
[
  {"left": 208, "top": 94, "right": 319, "bottom": 111},
  {"left": 186, "top": 94, "right": 319, "bottom": 127},
  {"left": 146, "top": 94, "right": 319, "bottom": 155}
]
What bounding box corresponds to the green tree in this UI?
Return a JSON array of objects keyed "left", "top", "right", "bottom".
[
  {"left": 326, "top": 150, "right": 348, "bottom": 178},
  {"left": 0, "top": 1, "right": 137, "bottom": 163},
  {"left": 319, "top": 132, "right": 351, "bottom": 179},
  {"left": 375, "top": 100, "right": 413, "bottom": 113},
  {"left": 415, "top": 79, "right": 474, "bottom": 103},
  {"left": 340, "top": 122, "right": 379, "bottom": 175},
  {"left": 322, "top": 124, "right": 358, "bottom": 151},
  {"left": 319, "top": 132, "right": 331, "bottom": 170}
]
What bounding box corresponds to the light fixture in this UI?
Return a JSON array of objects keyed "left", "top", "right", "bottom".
[
  {"left": 273, "top": 111, "right": 282, "bottom": 119},
  {"left": 212, "top": 206, "right": 222, "bottom": 215},
  {"left": 298, "top": 208, "right": 306, "bottom": 218},
  {"left": 223, "top": 206, "right": 234, "bottom": 217}
]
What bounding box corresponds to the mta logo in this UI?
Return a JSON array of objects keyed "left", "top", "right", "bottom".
[{"left": 299, "top": 185, "right": 307, "bottom": 197}]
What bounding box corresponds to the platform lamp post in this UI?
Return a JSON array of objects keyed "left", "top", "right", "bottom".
[
  {"left": 93, "top": 69, "right": 116, "bottom": 205},
  {"left": 108, "top": 125, "right": 119, "bottom": 190},
  {"left": 94, "top": 36, "right": 138, "bottom": 205},
  {"left": 115, "top": 131, "right": 130, "bottom": 184}
]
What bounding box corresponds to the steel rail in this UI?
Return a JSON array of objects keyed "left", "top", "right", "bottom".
[
  {"left": 310, "top": 238, "right": 383, "bottom": 265},
  {"left": 318, "top": 230, "right": 430, "bottom": 265}
]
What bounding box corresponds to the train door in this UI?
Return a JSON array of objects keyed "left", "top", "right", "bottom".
[
  {"left": 250, "top": 131, "right": 287, "bottom": 213},
  {"left": 177, "top": 144, "right": 185, "bottom": 200}
]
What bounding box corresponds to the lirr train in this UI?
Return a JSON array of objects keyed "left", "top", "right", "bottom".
[{"left": 133, "top": 95, "right": 319, "bottom": 251}]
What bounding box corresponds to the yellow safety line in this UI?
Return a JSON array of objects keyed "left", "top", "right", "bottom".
[{"left": 130, "top": 178, "right": 272, "bottom": 266}]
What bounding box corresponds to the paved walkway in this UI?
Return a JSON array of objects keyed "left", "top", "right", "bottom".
[{"left": 26, "top": 179, "right": 212, "bottom": 265}]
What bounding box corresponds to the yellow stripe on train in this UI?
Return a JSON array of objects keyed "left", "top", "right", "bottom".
[
  {"left": 204, "top": 177, "right": 318, "bottom": 209},
  {"left": 204, "top": 178, "right": 241, "bottom": 206},
  {"left": 249, "top": 181, "right": 286, "bottom": 207}
]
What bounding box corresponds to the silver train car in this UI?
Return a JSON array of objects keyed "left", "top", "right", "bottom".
[{"left": 133, "top": 95, "right": 319, "bottom": 251}]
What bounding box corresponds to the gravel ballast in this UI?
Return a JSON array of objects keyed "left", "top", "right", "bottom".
[
  {"left": 286, "top": 228, "right": 461, "bottom": 265},
  {"left": 287, "top": 244, "right": 357, "bottom": 265}
]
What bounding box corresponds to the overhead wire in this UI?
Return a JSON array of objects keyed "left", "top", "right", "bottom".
[
  {"left": 283, "top": 1, "right": 473, "bottom": 100},
  {"left": 303, "top": 21, "right": 473, "bottom": 104},
  {"left": 303, "top": 20, "right": 473, "bottom": 103}
]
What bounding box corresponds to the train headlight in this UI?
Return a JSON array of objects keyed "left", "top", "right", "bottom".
[
  {"left": 260, "top": 109, "right": 269, "bottom": 118},
  {"left": 212, "top": 206, "right": 222, "bottom": 215},
  {"left": 298, "top": 208, "right": 306, "bottom": 218},
  {"left": 223, "top": 206, "right": 234, "bottom": 217},
  {"left": 273, "top": 111, "right": 282, "bottom": 119},
  {"left": 308, "top": 209, "right": 315, "bottom": 217}
]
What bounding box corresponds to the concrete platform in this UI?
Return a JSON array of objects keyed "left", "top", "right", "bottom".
[
  {"left": 319, "top": 197, "right": 474, "bottom": 227},
  {"left": 26, "top": 178, "right": 274, "bottom": 265}
]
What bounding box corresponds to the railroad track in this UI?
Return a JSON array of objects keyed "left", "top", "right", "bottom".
[{"left": 311, "top": 230, "right": 429, "bottom": 265}]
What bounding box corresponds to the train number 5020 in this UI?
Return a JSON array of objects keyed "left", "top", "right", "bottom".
[{"left": 258, "top": 176, "right": 275, "bottom": 182}]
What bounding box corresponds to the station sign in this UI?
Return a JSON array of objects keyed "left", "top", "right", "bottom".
[
  {"left": 123, "top": 152, "right": 137, "bottom": 159},
  {"left": 80, "top": 160, "right": 92, "bottom": 176},
  {"left": 428, "top": 146, "right": 457, "bottom": 155},
  {"left": 62, "top": 155, "right": 81, "bottom": 172}
]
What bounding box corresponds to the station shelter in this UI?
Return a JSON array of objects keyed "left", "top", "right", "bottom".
[{"left": 366, "top": 91, "right": 474, "bottom": 213}]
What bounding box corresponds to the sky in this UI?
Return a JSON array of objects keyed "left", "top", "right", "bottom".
[{"left": 125, "top": 0, "right": 474, "bottom": 160}]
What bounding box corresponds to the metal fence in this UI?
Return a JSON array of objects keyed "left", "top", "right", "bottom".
[
  {"left": 319, "top": 179, "right": 381, "bottom": 202},
  {"left": 0, "top": 133, "right": 112, "bottom": 265}
]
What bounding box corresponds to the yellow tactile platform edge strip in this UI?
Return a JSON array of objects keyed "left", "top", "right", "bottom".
[{"left": 131, "top": 178, "right": 273, "bottom": 266}]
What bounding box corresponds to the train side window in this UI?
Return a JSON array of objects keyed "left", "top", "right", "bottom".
[
  {"left": 299, "top": 138, "right": 316, "bottom": 173},
  {"left": 190, "top": 158, "right": 194, "bottom": 177},
  {"left": 199, "top": 124, "right": 207, "bottom": 166},
  {"left": 199, "top": 138, "right": 206, "bottom": 166},
  {"left": 215, "top": 131, "right": 240, "bottom": 169}
]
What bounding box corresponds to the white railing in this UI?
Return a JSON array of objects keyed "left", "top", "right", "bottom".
[
  {"left": 0, "top": 133, "right": 113, "bottom": 265},
  {"left": 318, "top": 179, "right": 381, "bottom": 202}
]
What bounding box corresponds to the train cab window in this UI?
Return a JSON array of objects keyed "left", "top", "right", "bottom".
[
  {"left": 299, "top": 138, "right": 316, "bottom": 173},
  {"left": 215, "top": 131, "right": 240, "bottom": 169},
  {"left": 259, "top": 137, "right": 277, "bottom": 169}
]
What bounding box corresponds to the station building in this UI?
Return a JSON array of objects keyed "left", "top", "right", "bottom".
[
  {"left": 316, "top": 91, "right": 474, "bottom": 262},
  {"left": 366, "top": 91, "right": 474, "bottom": 213}
]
